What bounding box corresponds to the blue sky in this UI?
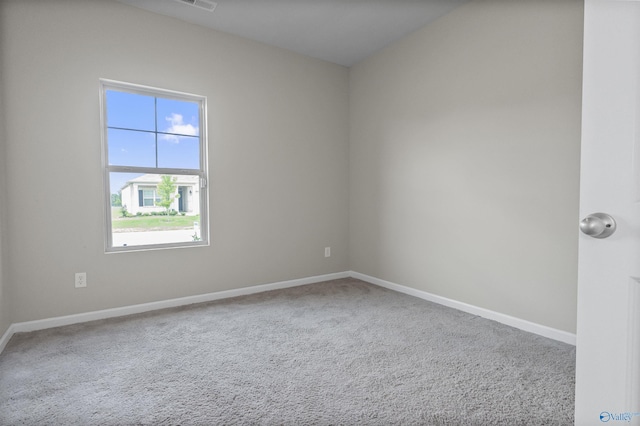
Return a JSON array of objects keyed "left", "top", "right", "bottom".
[{"left": 106, "top": 90, "right": 201, "bottom": 193}]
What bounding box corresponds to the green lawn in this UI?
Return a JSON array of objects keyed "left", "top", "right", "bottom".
[{"left": 112, "top": 213, "right": 200, "bottom": 232}]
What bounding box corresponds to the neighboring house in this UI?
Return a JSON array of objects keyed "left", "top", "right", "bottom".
[{"left": 120, "top": 174, "right": 200, "bottom": 216}]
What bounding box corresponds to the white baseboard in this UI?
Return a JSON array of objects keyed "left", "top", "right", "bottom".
[
  {"left": 0, "top": 271, "right": 350, "bottom": 353},
  {"left": 0, "top": 324, "right": 16, "bottom": 354},
  {"left": 0, "top": 269, "right": 575, "bottom": 354},
  {"left": 350, "top": 271, "right": 576, "bottom": 346}
]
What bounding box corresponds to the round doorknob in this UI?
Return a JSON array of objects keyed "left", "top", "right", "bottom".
[{"left": 580, "top": 213, "right": 616, "bottom": 239}]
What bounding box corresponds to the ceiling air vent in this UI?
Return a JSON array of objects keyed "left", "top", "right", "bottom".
[{"left": 174, "top": 0, "right": 217, "bottom": 12}]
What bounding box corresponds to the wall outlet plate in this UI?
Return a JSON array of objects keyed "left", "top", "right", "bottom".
[{"left": 75, "top": 272, "right": 87, "bottom": 288}]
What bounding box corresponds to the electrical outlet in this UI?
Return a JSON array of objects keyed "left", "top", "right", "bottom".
[
  {"left": 75, "top": 272, "right": 87, "bottom": 288},
  {"left": 324, "top": 247, "right": 331, "bottom": 258}
]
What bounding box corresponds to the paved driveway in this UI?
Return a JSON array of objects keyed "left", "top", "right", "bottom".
[{"left": 112, "top": 229, "right": 198, "bottom": 247}]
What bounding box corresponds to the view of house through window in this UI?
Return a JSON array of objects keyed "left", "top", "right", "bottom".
[{"left": 101, "top": 80, "right": 208, "bottom": 252}]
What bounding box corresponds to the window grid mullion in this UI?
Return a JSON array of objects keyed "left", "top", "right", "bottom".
[
  {"left": 106, "top": 166, "right": 203, "bottom": 176},
  {"left": 154, "top": 96, "right": 159, "bottom": 169}
]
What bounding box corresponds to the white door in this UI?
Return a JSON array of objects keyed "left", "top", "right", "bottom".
[{"left": 575, "top": 0, "right": 640, "bottom": 424}]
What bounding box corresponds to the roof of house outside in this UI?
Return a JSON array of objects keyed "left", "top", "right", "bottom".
[{"left": 122, "top": 174, "right": 200, "bottom": 190}]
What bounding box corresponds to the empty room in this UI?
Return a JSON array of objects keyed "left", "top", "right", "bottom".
[{"left": 0, "top": 0, "right": 638, "bottom": 424}]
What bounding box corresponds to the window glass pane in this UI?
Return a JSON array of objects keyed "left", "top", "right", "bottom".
[
  {"left": 157, "top": 135, "right": 200, "bottom": 169},
  {"left": 157, "top": 98, "right": 199, "bottom": 136},
  {"left": 106, "top": 90, "right": 155, "bottom": 131},
  {"left": 142, "top": 189, "right": 155, "bottom": 206},
  {"left": 109, "top": 172, "right": 202, "bottom": 248},
  {"left": 107, "top": 129, "right": 156, "bottom": 167},
  {"left": 109, "top": 172, "right": 143, "bottom": 198}
]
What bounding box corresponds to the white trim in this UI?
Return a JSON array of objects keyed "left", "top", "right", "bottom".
[
  {"left": 0, "top": 323, "right": 16, "bottom": 354},
  {"left": 0, "top": 270, "right": 576, "bottom": 354},
  {"left": 350, "top": 271, "right": 577, "bottom": 346},
  {"left": 5, "top": 272, "right": 349, "bottom": 337}
]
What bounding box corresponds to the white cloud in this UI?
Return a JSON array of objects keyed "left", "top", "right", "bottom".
[{"left": 163, "top": 113, "right": 198, "bottom": 143}]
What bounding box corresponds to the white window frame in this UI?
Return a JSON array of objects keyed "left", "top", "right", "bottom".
[{"left": 99, "top": 79, "right": 209, "bottom": 253}]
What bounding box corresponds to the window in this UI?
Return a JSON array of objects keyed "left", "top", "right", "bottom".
[
  {"left": 100, "top": 79, "right": 208, "bottom": 252},
  {"left": 140, "top": 188, "right": 161, "bottom": 207}
]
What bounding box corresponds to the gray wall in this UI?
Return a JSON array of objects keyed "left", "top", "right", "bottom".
[
  {"left": 0, "top": 0, "right": 350, "bottom": 323},
  {"left": 0, "top": 33, "right": 8, "bottom": 337},
  {"left": 0, "top": 0, "right": 584, "bottom": 336},
  {"left": 349, "top": 0, "right": 583, "bottom": 333}
]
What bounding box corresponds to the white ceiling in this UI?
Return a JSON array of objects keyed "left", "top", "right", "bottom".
[{"left": 116, "top": 0, "right": 469, "bottom": 67}]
